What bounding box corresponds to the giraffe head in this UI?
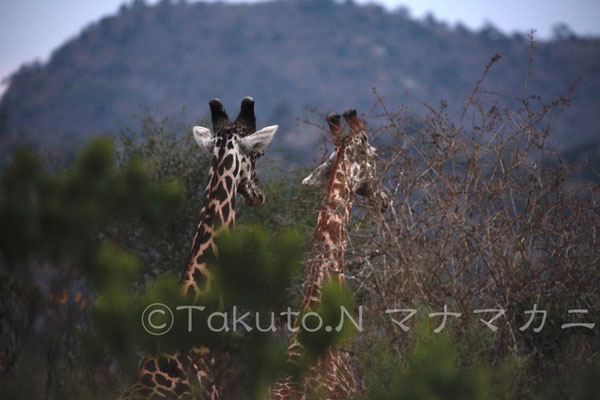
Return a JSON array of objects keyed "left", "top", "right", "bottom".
[
  {"left": 193, "top": 97, "right": 278, "bottom": 207},
  {"left": 302, "top": 109, "right": 389, "bottom": 211}
]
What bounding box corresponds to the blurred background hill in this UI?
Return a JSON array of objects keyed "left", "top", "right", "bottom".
[{"left": 0, "top": 0, "right": 598, "bottom": 164}]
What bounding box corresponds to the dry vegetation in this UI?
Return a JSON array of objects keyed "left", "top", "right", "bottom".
[{"left": 312, "top": 51, "right": 600, "bottom": 397}]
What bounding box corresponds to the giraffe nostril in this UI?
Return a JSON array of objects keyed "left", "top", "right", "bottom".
[{"left": 250, "top": 190, "right": 264, "bottom": 206}]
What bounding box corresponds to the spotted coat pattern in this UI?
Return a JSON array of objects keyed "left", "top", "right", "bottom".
[
  {"left": 270, "top": 110, "right": 389, "bottom": 400},
  {"left": 119, "top": 97, "right": 276, "bottom": 400}
]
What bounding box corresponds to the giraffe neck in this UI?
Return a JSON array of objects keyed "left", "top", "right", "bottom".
[
  {"left": 181, "top": 155, "right": 238, "bottom": 296},
  {"left": 284, "top": 148, "right": 354, "bottom": 363},
  {"left": 303, "top": 147, "right": 354, "bottom": 313}
]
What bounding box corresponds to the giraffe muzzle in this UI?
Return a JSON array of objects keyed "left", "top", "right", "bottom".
[{"left": 239, "top": 180, "right": 265, "bottom": 206}]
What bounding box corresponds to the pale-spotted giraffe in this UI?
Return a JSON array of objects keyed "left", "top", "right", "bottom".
[
  {"left": 270, "top": 110, "right": 388, "bottom": 399},
  {"left": 119, "top": 97, "right": 278, "bottom": 399}
]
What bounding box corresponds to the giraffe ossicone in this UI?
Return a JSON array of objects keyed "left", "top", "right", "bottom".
[{"left": 303, "top": 110, "right": 389, "bottom": 212}]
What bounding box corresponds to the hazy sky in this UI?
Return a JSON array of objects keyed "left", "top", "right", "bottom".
[{"left": 1, "top": 0, "right": 599, "bottom": 93}]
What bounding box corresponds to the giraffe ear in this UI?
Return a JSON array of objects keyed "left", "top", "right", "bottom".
[
  {"left": 302, "top": 152, "right": 336, "bottom": 186},
  {"left": 238, "top": 125, "right": 278, "bottom": 154},
  {"left": 193, "top": 126, "right": 215, "bottom": 153}
]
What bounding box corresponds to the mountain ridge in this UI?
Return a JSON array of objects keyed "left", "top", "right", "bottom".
[{"left": 1, "top": 0, "right": 598, "bottom": 162}]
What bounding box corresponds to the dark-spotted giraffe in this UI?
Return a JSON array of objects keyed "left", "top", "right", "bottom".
[
  {"left": 119, "top": 97, "right": 278, "bottom": 400},
  {"left": 270, "top": 110, "right": 388, "bottom": 399}
]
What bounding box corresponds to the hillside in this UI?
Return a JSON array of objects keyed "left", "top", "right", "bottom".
[{"left": 1, "top": 0, "right": 599, "bottom": 162}]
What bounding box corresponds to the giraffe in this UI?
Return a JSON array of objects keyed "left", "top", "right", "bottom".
[
  {"left": 270, "top": 110, "right": 388, "bottom": 399},
  {"left": 119, "top": 97, "right": 278, "bottom": 400}
]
